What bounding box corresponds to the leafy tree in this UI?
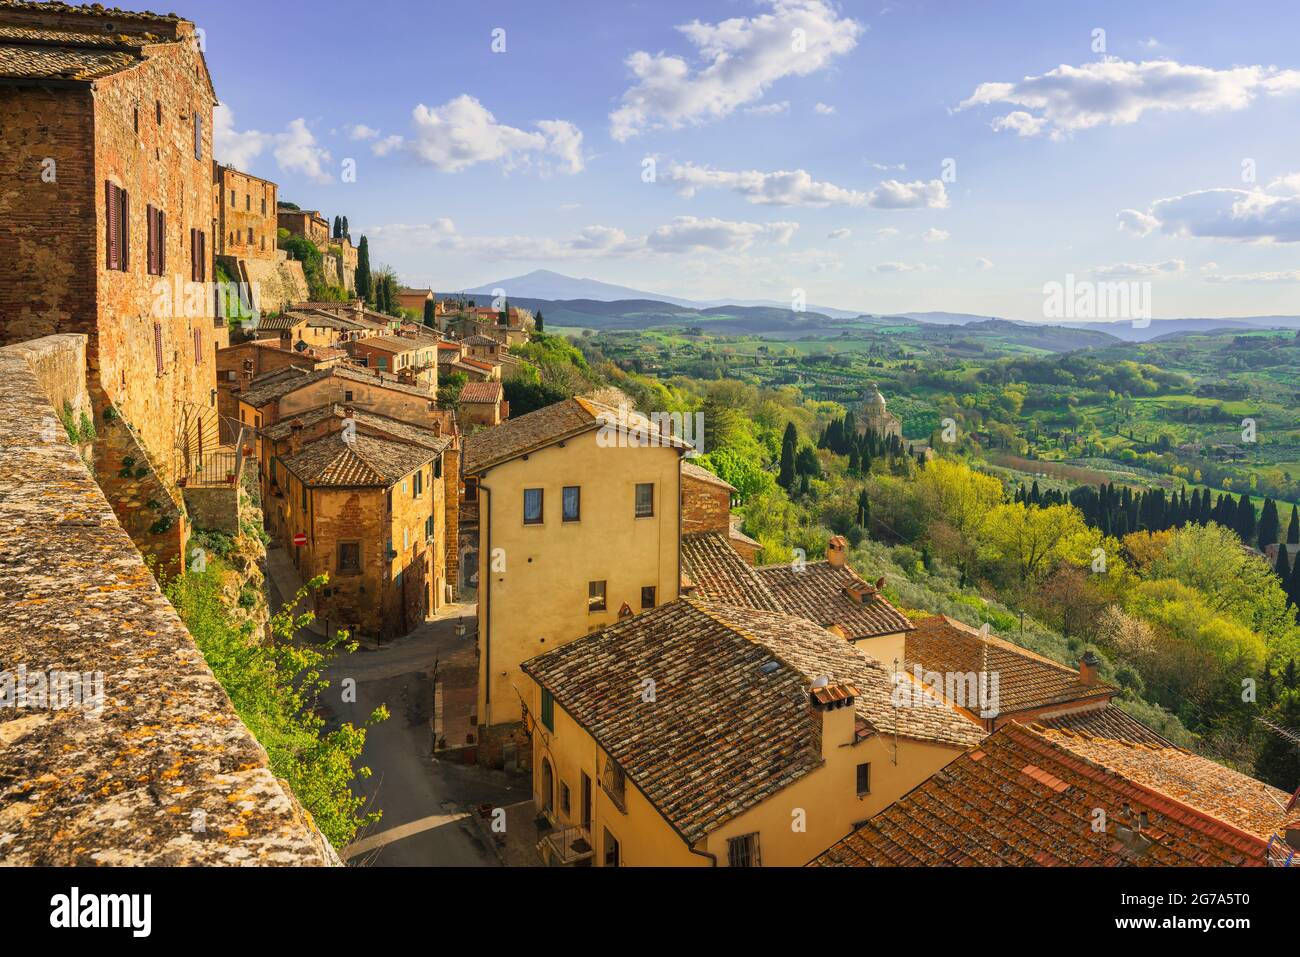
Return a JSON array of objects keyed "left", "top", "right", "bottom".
[{"left": 163, "top": 560, "right": 386, "bottom": 849}]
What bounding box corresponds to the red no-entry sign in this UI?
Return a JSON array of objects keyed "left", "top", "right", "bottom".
[{"left": 293, "top": 532, "right": 307, "bottom": 547}]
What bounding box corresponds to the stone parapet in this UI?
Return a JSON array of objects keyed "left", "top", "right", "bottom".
[{"left": 0, "top": 334, "right": 335, "bottom": 865}]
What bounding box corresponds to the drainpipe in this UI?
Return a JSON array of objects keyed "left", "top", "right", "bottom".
[{"left": 688, "top": 841, "right": 718, "bottom": 867}]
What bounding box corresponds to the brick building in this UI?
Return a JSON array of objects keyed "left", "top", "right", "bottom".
[
  {"left": 0, "top": 2, "right": 221, "bottom": 496},
  {"left": 213, "top": 163, "right": 277, "bottom": 261},
  {"left": 277, "top": 206, "right": 330, "bottom": 249},
  {"left": 272, "top": 415, "right": 451, "bottom": 640}
]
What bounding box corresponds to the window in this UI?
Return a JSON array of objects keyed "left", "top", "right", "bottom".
[
  {"left": 230, "top": 189, "right": 236, "bottom": 206},
  {"left": 588, "top": 580, "right": 606, "bottom": 613},
  {"left": 434, "top": 455, "right": 443, "bottom": 479},
  {"left": 523, "top": 488, "right": 543, "bottom": 525},
  {"left": 344, "top": 390, "right": 353, "bottom": 402},
  {"left": 413, "top": 468, "right": 424, "bottom": 498},
  {"left": 464, "top": 477, "right": 477, "bottom": 501},
  {"left": 581, "top": 774, "right": 592, "bottom": 829},
  {"left": 146, "top": 205, "right": 165, "bottom": 276},
  {"left": 193, "top": 328, "right": 202, "bottom": 366},
  {"left": 641, "top": 586, "right": 656, "bottom": 609},
  {"left": 856, "top": 762, "right": 871, "bottom": 796},
  {"left": 560, "top": 782, "right": 571, "bottom": 816},
  {"left": 562, "top": 486, "right": 580, "bottom": 522},
  {"left": 403, "top": 527, "right": 409, "bottom": 550},
  {"left": 133, "top": 105, "right": 139, "bottom": 133},
  {"left": 727, "top": 833, "right": 761, "bottom": 868},
  {"left": 189, "top": 228, "right": 206, "bottom": 282},
  {"left": 105, "top": 182, "right": 129, "bottom": 271},
  {"left": 261, "top": 196, "right": 267, "bottom": 214},
  {"left": 245, "top": 194, "right": 250, "bottom": 211},
  {"left": 603, "top": 829, "right": 620, "bottom": 868},
  {"left": 540, "top": 689, "right": 554, "bottom": 731},
  {"left": 635, "top": 482, "right": 654, "bottom": 518},
  {"left": 152, "top": 322, "right": 163, "bottom": 376},
  {"left": 377, "top": 356, "right": 387, "bottom": 371},
  {"left": 338, "top": 542, "right": 360, "bottom": 574},
  {"left": 155, "top": 99, "right": 162, "bottom": 125},
  {"left": 194, "top": 113, "right": 202, "bottom": 160}
]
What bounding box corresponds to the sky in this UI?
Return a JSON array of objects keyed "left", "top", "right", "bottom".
[{"left": 180, "top": 0, "right": 1300, "bottom": 321}]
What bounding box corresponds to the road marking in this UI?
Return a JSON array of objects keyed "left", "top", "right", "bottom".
[{"left": 341, "top": 810, "right": 470, "bottom": 860}]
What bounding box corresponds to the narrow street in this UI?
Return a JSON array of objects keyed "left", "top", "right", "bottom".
[{"left": 261, "top": 544, "right": 530, "bottom": 867}]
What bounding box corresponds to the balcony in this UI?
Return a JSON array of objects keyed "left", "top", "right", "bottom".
[{"left": 538, "top": 824, "right": 593, "bottom": 866}]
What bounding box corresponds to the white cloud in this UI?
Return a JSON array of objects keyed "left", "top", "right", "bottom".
[
  {"left": 1269, "top": 172, "right": 1300, "bottom": 195},
  {"left": 1091, "top": 259, "right": 1185, "bottom": 278},
  {"left": 1120, "top": 180, "right": 1300, "bottom": 243},
  {"left": 213, "top": 104, "right": 270, "bottom": 170},
  {"left": 662, "top": 162, "right": 867, "bottom": 207},
  {"left": 870, "top": 161, "right": 906, "bottom": 171},
  {"left": 974, "top": 257, "right": 994, "bottom": 270},
  {"left": 866, "top": 178, "right": 949, "bottom": 209},
  {"left": 647, "top": 216, "right": 798, "bottom": 252},
  {"left": 347, "top": 124, "right": 379, "bottom": 141},
  {"left": 875, "top": 227, "right": 900, "bottom": 239},
  {"left": 386, "top": 95, "right": 584, "bottom": 174},
  {"left": 366, "top": 216, "right": 794, "bottom": 260},
  {"left": 609, "top": 0, "right": 863, "bottom": 141},
  {"left": 922, "top": 228, "right": 950, "bottom": 242},
  {"left": 827, "top": 227, "right": 852, "bottom": 239},
  {"left": 814, "top": 101, "right": 836, "bottom": 115},
  {"left": 745, "top": 100, "right": 790, "bottom": 115},
  {"left": 661, "top": 162, "right": 947, "bottom": 211},
  {"left": 274, "top": 118, "right": 333, "bottom": 185},
  {"left": 1204, "top": 269, "right": 1300, "bottom": 283},
  {"left": 875, "top": 261, "right": 931, "bottom": 273},
  {"left": 214, "top": 106, "right": 332, "bottom": 184},
  {"left": 961, "top": 59, "right": 1300, "bottom": 138}
]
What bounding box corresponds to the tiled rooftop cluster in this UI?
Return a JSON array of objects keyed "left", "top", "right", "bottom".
[{"left": 812, "top": 721, "right": 1290, "bottom": 867}]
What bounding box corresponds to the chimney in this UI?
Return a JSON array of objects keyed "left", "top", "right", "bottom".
[
  {"left": 240, "top": 358, "right": 255, "bottom": 384},
  {"left": 826, "top": 535, "right": 848, "bottom": 567},
  {"left": 842, "top": 579, "right": 874, "bottom": 604},
  {"left": 874, "top": 576, "right": 886, "bottom": 591},
  {"left": 432, "top": 420, "right": 442, "bottom": 437},
  {"left": 1079, "top": 650, "right": 1101, "bottom": 686},
  {"left": 289, "top": 419, "right": 304, "bottom": 455},
  {"left": 809, "top": 675, "right": 859, "bottom": 755},
  {"left": 809, "top": 676, "right": 857, "bottom": 711}
]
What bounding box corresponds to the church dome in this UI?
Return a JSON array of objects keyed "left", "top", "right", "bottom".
[{"left": 863, "top": 384, "right": 886, "bottom": 410}]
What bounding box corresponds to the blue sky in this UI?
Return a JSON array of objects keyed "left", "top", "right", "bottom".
[{"left": 184, "top": 0, "right": 1300, "bottom": 321}]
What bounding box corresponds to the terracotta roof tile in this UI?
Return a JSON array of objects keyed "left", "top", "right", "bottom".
[
  {"left": 680, "top": 531, "right": 781, "bottom": 611},
  {"left": 459, "top": 380, "right": 503, "bottom": 404},
  {"left": 906, "top": 616, "right": 1115, "bottom": 717},
  {"left": 281, "top": 432, "right": 434, "bottom": 488},
  {"left": 810, "top": 722, "right": 1285, "bottom": 867},
  {"left": 757, "top": 561, "right": 915, "bottom": 641},
  {"left": 681, "top": 459, "right": 735, "bottom": 492},
  {"left": 523, "top": 598, "right": 981, "bottom": 846}
]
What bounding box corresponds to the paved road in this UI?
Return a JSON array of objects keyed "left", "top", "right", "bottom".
[{"left": 319, "top": 615, "right": 529, "bottom": 867}]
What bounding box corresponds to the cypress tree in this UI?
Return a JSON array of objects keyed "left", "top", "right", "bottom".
[
  {"left": 1259, "top": 498, "right": 1281, "bottom": 551},
  {"left": 1290, "top": 553, "right": 1300, "bottom": 614},
  {"left": 341, "top": 216, "right": 349, "bottom": 240},
  {"left": 332, "top": 215, "right": 341, "bottom": 239},
  {"left": 1236, "top": 494, "right": 1257, "bottom": 546},
  {"left": 535, "top": 309, "right": 544, "bottom": 333},
  {"left": 1276, "top": 542, "right": 1292, "bottom": 585},
  {"left": 422, "top": 298, "right": 436, "bottom": 327},
  {"left": 857, "top": 488, "right": 871, "bottom": 531},
  {"left": 778, "top": 422, "right": 797, "bottom": 491},
  {"left": 1288, "top": 505, "right": 1300, "bottom": 545},
  {"left": 355, "top": 236, "right": 372, "bottom": 303}
]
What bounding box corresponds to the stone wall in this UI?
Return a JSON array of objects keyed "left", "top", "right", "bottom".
[
  {"left": 682, "top": 470, "right": 732, "bottom": 536},
  {"left": 0, "top": 334, "right": 334, "bottom": 865},
  {"left": 184, "top": 484, "right": 240, "bottom": 535}
]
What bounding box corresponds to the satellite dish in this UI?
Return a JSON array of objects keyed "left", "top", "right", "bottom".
[{"left": 812, "top": 675, "right": 830, "bottom": 688}]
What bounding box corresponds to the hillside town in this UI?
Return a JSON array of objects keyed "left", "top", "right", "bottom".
[{"left": 0, "top": 1, "right": 1296, "bottom": 907}]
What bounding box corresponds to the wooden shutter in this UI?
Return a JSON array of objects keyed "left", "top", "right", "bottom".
[
  {"left": 156, "top": 209, "right": 165, "bottom": 274},
  {"left": 146, "top": 204, "right": 157, "bottom": 275},
  {"left": 200, "top": 230, "right": 206, "bottom": 282},
  {"left": 106, "top": 181, "right": 119, "bottom": 270},
  {"left": 193, "top": 327, "right": 202, "bottom": 365},
  {"left": 119, "top": 189, "right": 129, "bottom": 270},
  {"left": 153, "top": 321, "right": 163, "bottom": 376}
]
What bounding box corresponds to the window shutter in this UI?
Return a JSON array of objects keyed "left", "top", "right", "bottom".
[
  {"left": 190, "top": 228, "right": 198, "bottom": 282},
  {"left": 120, "top": 189, "right": 129, "bottom": 270},
  {"left": 157, "top": 209, "right": 165, "bottom": 273},
  {"left": 193, "top": 327, "right": 201, "bottom": 365},
  {"left": 146, "top": 204, "right": 156, "bottom": 275},
  {"left": 194, "top": 114, "right": 202, "bottom": 161},
  {"left": 153, "top": 321, "right": 163, "bottom": 377},
  {"left": 198, "top": 230, "right": 206, "bottom": 282},
  {"left": 106, "top": 182, "right": 119, "bottom": 270}
]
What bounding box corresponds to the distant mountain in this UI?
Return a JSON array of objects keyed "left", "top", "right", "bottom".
[
  {"left": 1057, "top": 316, "right": 1300, "bottom": 342},
  {"left": 461, "top": 269, "right": 865, "bottom": 319},
  {"left": 892, "top": 311, "right": 1001, "bottom": 325},
  {"left": 463, "top": 270, "right": 700, "bottom": 307}
]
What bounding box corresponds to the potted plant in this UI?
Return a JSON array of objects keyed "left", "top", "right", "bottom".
[{"left": 225, "top": 471, "right": 237, "bottom": 484}]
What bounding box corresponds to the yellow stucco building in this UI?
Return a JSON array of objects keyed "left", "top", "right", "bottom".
[
  {"left": 521, "top": 598, "right": 983, "bottom": 866},
  {"left": 462, "top": 397, "right": 690, "bottom": 755}
]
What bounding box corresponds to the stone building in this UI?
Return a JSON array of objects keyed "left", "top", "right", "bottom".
[
  {"left": 397, "top": 286, "right": 434, "bottom": 315},
  {"left": 0, "top": 1, "right": 222, "bottom": 567},
  {"left": 857, "top": 383, "right": 902, "bottom": 440},
  {"left": 344, "top": 334, "right": 438, "bottom": 385},
  {"left": 277, "top": 206, "right": 330, "bottom": 249},
  {"left": 214, "top": 163, "right": 277, "bottom": 261},
  {"left": 272, "top": 415, "right": 452, "bottom": 640},
  {"left": 457, "top": 379, "right": 504, "bottom": 428}
]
